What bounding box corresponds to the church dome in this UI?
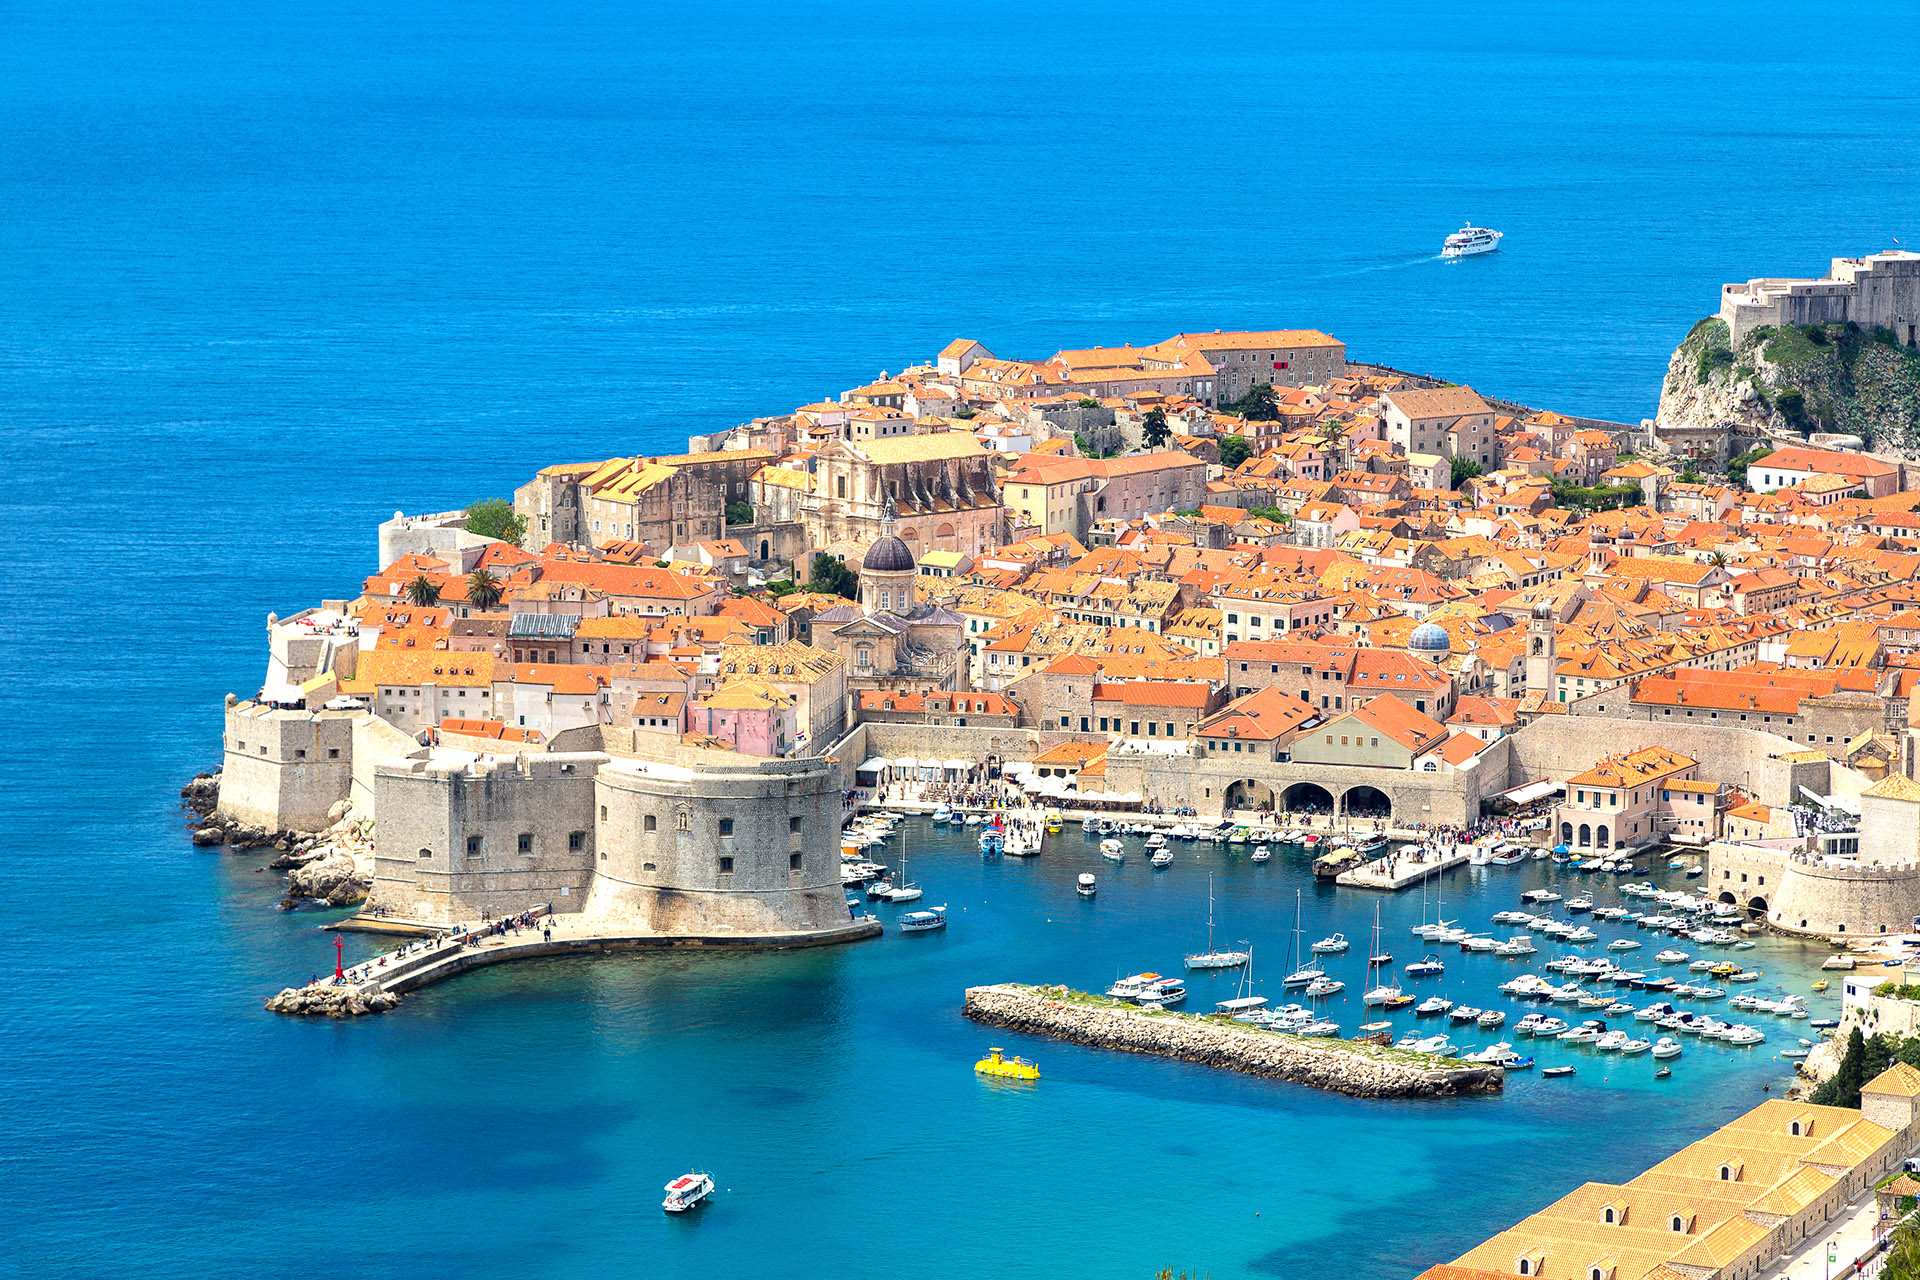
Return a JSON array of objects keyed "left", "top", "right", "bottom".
[
  {"left": 863, "top": 533, "right": 916, "bottom": 573},
  {"left": 1409, "top": 621, "right": 1452, "bottom": 654}
]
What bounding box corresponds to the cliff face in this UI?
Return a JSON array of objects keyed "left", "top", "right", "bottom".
[{"left": 1657, "top": 317, "right": 1920, "bottom": 454}]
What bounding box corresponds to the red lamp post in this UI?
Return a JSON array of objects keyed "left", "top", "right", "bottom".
[{"left": 334, "top": 933, "right": 345, "bottom": 980}]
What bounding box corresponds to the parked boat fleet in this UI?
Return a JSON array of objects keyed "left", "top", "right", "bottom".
[{"left": 1093, "top": 875, "right": 1836, "bottom": 1073}]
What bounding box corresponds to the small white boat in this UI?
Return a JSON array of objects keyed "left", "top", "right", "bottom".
[
  {"left": 1416, "top": 996, "right": 1453, "bottom": 1017},
  {"left": 1651, "top": 1037, "right": 1682, "bottom": 1059},
  {"left": 1099, "top": 839, "right": 1125, "bottom": 862},
  {"left": 1405, "top": 955, "right": 1445, "bottom": 977},
  {"left": 663, "top": 1171, "right": 715, "bottom": 1213},
  {"left": 1304, "top": 977, "right": 1344, "bottom": 998},
  {"left": 1608, "top": 939, "right": 1641, "bottom": 953},
  {"left": 898, "top": 905, "right": 947, "bottom": 933},
  {"left": 1479, "top": 1009, "right": 1507, "bottom": 1029},
  {"left": 1145, "top": 833, "right": 1168, "bottom": 851},
  {"left": 1312, "top": 934, "right": 1350, "bottom": 955},
  {"left": 1251, "top": 844, "right": 1271, "bottom": 863},
  {"left": 1077, "top": 874, "right": 1097, "bottom": 898},
  {"left": 1150, "top": 849, "right": 1173, "bottom": 868}
]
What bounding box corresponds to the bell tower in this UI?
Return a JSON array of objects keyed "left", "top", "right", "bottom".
[{"left": 1526, "top": 601, "right": 1556, "bottom": 694}]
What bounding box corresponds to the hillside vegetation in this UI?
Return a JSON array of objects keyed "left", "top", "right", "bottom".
[{"left": 1657, "top": 316, "right": 1920, "bottom": 452}]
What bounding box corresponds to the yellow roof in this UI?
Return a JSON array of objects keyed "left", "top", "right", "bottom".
[
  {"left": 1864, "top": 1062, "right": 1920, "bottom": 1098},
  {"left": 1671, "top": 1215, "right": 1770, "bottom": 1268},
  {"left": 850, "top": 433, "right": 986, "bottom": 465},
  {"left": 1747, "top": 1165, "right": 1837, "bottom": 1217}
]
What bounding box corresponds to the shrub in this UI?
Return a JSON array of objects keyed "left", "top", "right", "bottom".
[
  {"left": 1219, "top": 435, "right": 1252, "bottom": 469},
  {"left": 724, "top": 502, "right": 754, "bottom": 526}
]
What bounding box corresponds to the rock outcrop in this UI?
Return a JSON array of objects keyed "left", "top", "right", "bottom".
[
  {"left": 964, "top": 984, "right": 1502, "bottom": 1099},
  {"left": 282, "top": 853, "right": 370, "bottom": 910},
  {"left": 1657, "top": 317, "right": 1920, "bottom": 455},
  {"left": 264, "top": 982, "right": 401, "bottom": 1018}
]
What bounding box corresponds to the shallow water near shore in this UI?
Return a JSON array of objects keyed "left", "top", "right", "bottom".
[{"left": 4, "top": 0, "right": 1919, "bottom": 1275}]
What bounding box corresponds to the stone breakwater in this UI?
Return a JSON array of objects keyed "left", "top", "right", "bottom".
[
  {"left": 963, "top": 984, "right": 1504, "bottom": 1099},
  {"left": 264, "top": 982, "right": 401, "bottom": 1018}
]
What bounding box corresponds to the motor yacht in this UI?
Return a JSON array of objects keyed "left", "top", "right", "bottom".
[
  {"left": 1304, "top": 976, "right": 1345, "bottom": 998},
  {"left": 1077, "top": 874, "right": 1097, "bottom": 899},
  {"left": 1405, "top": 955, "right": 1445, "bottom": 977},
  {"left": 1312, "top": 934, "right": 1350, "bottom": 955},
  {"left": 1478, "top": 1009, "right": 1507, "bottom": 1029},
  {"left": 1449, "top": 1005, "right": 1483, "bottom": 1024},
  {"left": 1416, "top": 996, "right": 1454, "bottom": 1017},
  {"left": 1441, "top": 224, "right": 1504, "bottom": 257},
  {"left": 1608, "top": 939, "right": 1641, "bottom": 952},
  {"left": 1145, "top": 833, "right": 1167, "bottom": 851}
]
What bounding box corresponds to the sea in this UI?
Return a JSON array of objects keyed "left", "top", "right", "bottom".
[{"left": 3, "top": 0, "right": 1919, "bottom": 1275}]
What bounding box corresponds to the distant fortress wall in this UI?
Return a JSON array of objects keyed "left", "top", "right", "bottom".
[
  {"left": 1719, "top": 250, "right": 1920, "bottom": 345},
  {"left": 1502, "top": 716, "right": 1824, "bottom": 808},
  {"left": 1707, "top": 840, "right": 1920, "bottom": 940}
]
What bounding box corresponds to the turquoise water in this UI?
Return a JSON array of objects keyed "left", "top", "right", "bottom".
[{"left": 4, "top": 1, "right": 1918, "bottom": 1275}]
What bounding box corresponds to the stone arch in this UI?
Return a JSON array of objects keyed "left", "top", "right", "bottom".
[
  {"left": 1531, "top": 635, "right": 1545, "bottom": 655},
  {"left": 1596, "top": 824, "right": 1610, "bottom": 848},
  {"left": 898, "top": 526, "right": 919, "bottom": 544},
  {"left": 1225, "top": 779, "right": 1275, "bottom": 812},
  {"left": 1747, "top": 896, "right": 1768, "bottom": 913},
  {"left": 1280, "top": 781, "right": 1334, "bottom": 815},
  {"left": 936, "top": 521, "right": 957, "bottom": 549},
  {"left": 1578, "top": 823, "right": 1592, "bottom": 847},
  {"left": 759, "top": 538, "right": 770, "bottom": 561},
  {"left": 1718, "top": 891, "right": 1738, "bottom": 905},
  {"left": 1342, "top": 785, "right": 1392, "bottom": 819},
  {"left": 1560, "top": 821, "right": 1573, "bottom": 846}
]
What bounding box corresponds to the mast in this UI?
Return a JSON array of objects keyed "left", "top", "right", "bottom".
[{"left": 1206, "top": 874, "right": 1216, "bottom": 953}]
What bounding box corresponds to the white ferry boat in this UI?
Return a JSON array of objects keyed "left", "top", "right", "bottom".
[
  {"left": 662, "top": 1170, "right": 715, "bottom": 1213},
  {"left": 1441, "top": 224, "right": 1503, "bottom": 258}
]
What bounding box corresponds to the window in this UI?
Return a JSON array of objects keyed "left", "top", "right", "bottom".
[
  {"left": 719, "top": 856, "right": 735, "bottom": 874},
  {"left": 418, "top": 847, "right": 432, "bottom": 860},
  {"left": 569, "top": 831, "right": 584, "bottom": 851},
  {"left": 790, "top": 852, "right": 803, "bottom": 871},
  {"left": 466, "top": 835, "right": 482, "bottom": 855},
  {"left": 720, "top": 819, "right": 734, "bottom": 836},
  {"left": 518, "top": 833, "right": 533, "bottom": 854},
  {"left": 600, "top": 805, "right": 608, "bottom": 821},
  {"left": 790, "top": 817, "right": 803, "bottom": 834}
]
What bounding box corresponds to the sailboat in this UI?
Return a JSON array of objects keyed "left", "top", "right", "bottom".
[
  {"left": 1214, "top": 946, "right": 1267, "bottom": 1016},
  {"left": 1282, "top": 890, "right": 1324, "bottom": 988},
  {"left": 1363, "top": 904, "right": 1410, "bottom": 1007},
  {"left": 1411, "top": 865, "right": 1455, "bottom": 941},
  {"left": 886, "top": 832, "right": 923, "bottom": 902},
  {"left": 1185, "top": 875, "right": 1251, "bottom": 970}
]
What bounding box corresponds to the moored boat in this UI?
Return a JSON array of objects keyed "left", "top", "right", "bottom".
[
  {"left": 663, "top": 1171, "right": 715, "bottom": 1213},
  {"left": 1077, "top": 873, "right": 1097, "bottom": 898}
]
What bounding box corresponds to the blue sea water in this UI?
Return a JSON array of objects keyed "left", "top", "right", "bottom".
[{"left": 4, "top": 1, "right": 1919, "bottom": 1275}]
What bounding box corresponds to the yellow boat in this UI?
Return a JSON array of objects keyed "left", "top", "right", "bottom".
[
  {"left": 1044, "top": 812, "right": 1063, "bottom": 834},
  {"left": 1813, "top": 980, "right": 1830, "bottom": 993},
  {"left": 975, "top": 1046, "right": 1040, "bottom": 1080}
]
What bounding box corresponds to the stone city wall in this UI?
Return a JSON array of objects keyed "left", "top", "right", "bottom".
[
  {"left": 1765, "top": 859, "right": 1920, "bottom": 941},
  {"left": 586, "top": 753, "right": 851, "bottom": 935},
  {"left": 1503, "top": 717, "right": 1824, "bottom": 808},
  {"left": 370, "top": 751, "right": 606, "bottom": 924},
  {"left": 217, "top": 701, "right": 357, "bottom": 832}
]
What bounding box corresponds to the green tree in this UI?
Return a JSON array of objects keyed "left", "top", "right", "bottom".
[
  {"left": 466, "top": 568, "right": 504, "bottom": 613},
  {"left": 1219, "top": 434, "right": 1252, "bottom": 469},
  {"left": 766, "top": 578, "right": 798, "bottom": 598},
  {"left": 725, "top": 502, "right": 754, "bottom": 526},
  {"left": 1706, "top": 550, "right": 1728, "bottom": 570},
  {"left": 463, "top": 498, "right": 527, "bottom": 545},
  {"left": 1884, "top": 1215, "right": 1920, "bottom": 1280},
  {"left": 1814, "top": 1027, "right": 1868, "bottom": 1108},
  {"left": 1142, "top": 407, "right": 1172, "bottom": 449},
  {"left": 1076, "top": 397, "right": 1100, "bottom": 409},
  {"left": 405, "top": 575, "right": 441, "bottom": 606},
  {"left": 1678, "top": 465, "right": 1703, "bottom": 484},
  {"left": 1451, "top": 457, "right": 1485, "bottom": 487},
  {"left": 810, "top": 552, "right": 860, "bottom": 601},
  {"left": 1224, "top": 382, "right": 1280, "bottom": 420}
]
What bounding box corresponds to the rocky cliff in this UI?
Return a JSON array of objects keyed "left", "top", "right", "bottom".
[{"left": 1657, "top": 317, "right": 1920, "bottom": 454}]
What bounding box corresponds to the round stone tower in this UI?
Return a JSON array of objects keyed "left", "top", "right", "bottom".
[{"left": 586, "top": 753, "right": 855, "bottom": 936}]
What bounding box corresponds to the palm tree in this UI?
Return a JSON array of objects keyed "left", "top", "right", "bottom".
[
  {"left": 467, "top": 568, "right": 503, "bottom": 612},
  {"left": 405, "top": 575, "right": 441, "bottom": 606},
  {"left": 1707, "top": 550, "right": 1728, "bottom": 570}
]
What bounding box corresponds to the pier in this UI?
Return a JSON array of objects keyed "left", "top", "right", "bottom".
[
  {"left": 266, "top": 911, "right": 882, "bottom": 1016},
  {"left": 962, "top": 983, "right": 1503, "bottom": 1098},
  {"left": 1337, "top": 846, "right": 1475, "bottom": 891}
]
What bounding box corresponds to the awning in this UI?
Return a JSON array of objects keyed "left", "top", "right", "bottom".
[
  {"left": 1798, "top": 786, "right": 1861, "bottom": 817},
  {"left": 1002, "top": 761, "right": 1033, "bottom": 775},
  {"left": 856, "top": 757, "right": 891, "bottom": 774},
  {"left": 1498, "top": 780, "right": 1564, "bottom": 806},
  {"left": 943, "top": 758, "right": 971, "bottom": 771},
  {"left": 893, "top": 757, "right": 918, "bottom": 769}
]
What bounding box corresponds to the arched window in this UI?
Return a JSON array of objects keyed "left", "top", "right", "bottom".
[
  {"left": 1597, "top": 824, "right": 1610, "bottom": 848},
  {"left": 1671, "top": 1216, "right": 1684, "bottom": 1233},
  {"left": 1590, "top": 1269, "right": 1603, "bottom": 1280},
  {"left": 1603, "top": 1208, "right": 1615, "bottom": 1224},
  {"left": 1517, "top": 1261, "right": 1530, "bottom": 1277},
  {"left": 1719, "top": 1165, "right": 1732, "bottom": 1181},
  {"left": 1790, "top": 1120, "right": 1802, "bottom": 1136}
]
